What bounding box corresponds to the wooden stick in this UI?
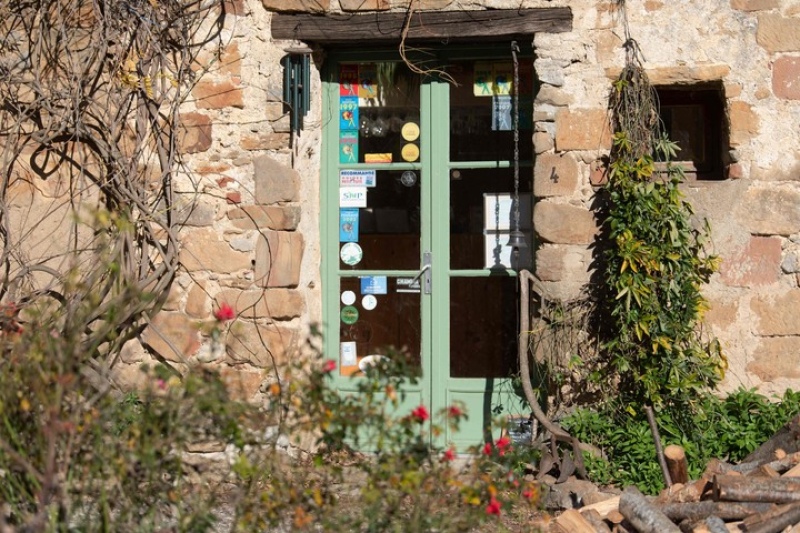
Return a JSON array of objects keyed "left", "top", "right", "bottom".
[
  {"left": 619, "top": 486, "right": 681, "bottom": 533},
  {"left": 658, "top": 501, "right": 772, "bottom": 522},
  {"left": 645, "top": 405, "right": 672, "bottom": 488},
  {"left": 582, "top": 509, "right": 613, "bottom": 533},
  {"left": 554, "top": 509, "right": 603, "bottom": 533},
  {"left": 665, "top": 444, "right": 689, "bottom": 485},
  {"left": 701, "top": 515, "right": 729, "bottom": 533},
  {"left": 743, "top": 503, "right": 800, "bottom": 533},
  {"left": 580, "top": 495, "right": 621, "bottom": 518}
]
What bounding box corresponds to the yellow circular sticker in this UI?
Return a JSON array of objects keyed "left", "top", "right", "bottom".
[
  {"left": 401, "top": 143, "right": 420, "bottom": 162},
  {"left": 401, "top": 122, "right": 420, "bottom": 142}
]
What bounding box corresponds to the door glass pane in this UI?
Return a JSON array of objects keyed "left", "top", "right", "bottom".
[
  {"left": 339, "top": 169, "right": 421, "bottom": 271},
  {"left": 450, "top": 168, "right": 532, "bottom": 270},
  {"left": 450, "top": 277, "right": 518, "bottom": 378},
  {"left": 338, "top": 62, "right": 421, "bottom": 164},
  {"left": 448, "top": 60, "right": 533, "bottom": 162},
  {"left": 338, "top": 276, "right": 421, "bottom": 377}
]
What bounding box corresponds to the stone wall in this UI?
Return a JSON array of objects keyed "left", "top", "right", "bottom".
[{"left": 115, "top": 0, "right": 800, "bottom": 399}]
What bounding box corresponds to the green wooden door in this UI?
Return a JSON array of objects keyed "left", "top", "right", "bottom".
[{"left": 322, "top": 47, "right": 534, "bottom": 449}]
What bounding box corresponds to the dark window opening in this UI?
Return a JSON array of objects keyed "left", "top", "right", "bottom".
[{"left": 656, "top": 83, "right": 729, "bottom": 181}]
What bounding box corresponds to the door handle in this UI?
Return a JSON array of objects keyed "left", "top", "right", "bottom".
[{"left": 412, "top": 251, "right": 432, "bottom": 295}]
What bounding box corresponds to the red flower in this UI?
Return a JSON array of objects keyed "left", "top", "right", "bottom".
[
  {"left": 322, "top": 360, "right": 337, "bottom": 373},
  {"left": 214, "top": 303, "right": 235, "bottom": 322},
  {"left": 410, "top": 405, "right": 429, "bottom": 423},
  {"left": 496, "top": 436, "right": 512, "bottom": 456},
  {"left": 482, "top": 443, "right": 492, "bottom": 456},
  {"left": 442, "top": 448, "right": 456, "bottom": 462},
  {"left": 447, "top": 405, "right": 463, "bottom": 418},
  {"left": 522, "top": 488, "right": 536, "bottom": 501},
  {"left": 485, "top": 497, "right": 502, "bottom": 516}
]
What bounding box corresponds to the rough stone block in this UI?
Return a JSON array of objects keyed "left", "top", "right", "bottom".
[
  {"left": 736, "top": 187, "right": 800, "bottom": 235},
  {"left": 192, "top": 80, "right": 244, "bottom": 109},
  {"left": 219, "top": 367, "right": 265, "bottom": 401},
  {"left": 172, "top": 194, "right": 216, "bottom": 227},
  {"left": 227, "top": 205, "right": 301, "bottom": 231},
  {"left": 177, "top": 112, "right": 212, "bottom": 153},
  {"left": 747, "top": 336, "right": 800, "bottom": 382},
  {"left": 253, "top": 155, "right": 299, "bottom": 204},
  {"left": 535, "top": 86, "right": 572, "bottom": 107},
  {"left": 535, "top": 245, "right": 592, "bottom": 283},
  {"left": 216, "top": 288, "right": 305, "bottom": 320},
  {"left": 222, "top": 0, "right": 247, "bottom": 16},
  {"left": 533, "top": 132, "right": 554, "bottom": 154},
  {"left": 589, "top": 159, "right": 609, "bottom": 186},
  {"left": 255, "top": 231, "right": 304, "bottom": 288},
  {"left": 185, "top": 281, "right": 209, "bottom": 318},
  {"left": 534, "top": 202, "right": 598, "bottom": 244},
  {"left": 141, "top": 312, "right": 201, "bottom": 363},
  {"left": 731, "top": 0, "right": 779, "bottom": 11},
  {"left": 704, "top": 297, "right": 739, "bottom": 331},
  {"left": 179, "top": 228, "right": 252, "bottom": 273},
  {"left": 534, "top": 153, "right": 580, "bottom": 197},
  {"left": 261, "top": 0, "right": 329, "bottom": 12},
  {"left": 241, "top": 132, "right": 291, "bottom": 151},
  {"left": 729, "top": 101, "right": 760, "bottom": 147},
  {"left": 773, "top": 56, "right": 800, "bottom": 100},
  {"left": 751, "top": 289, "right": 800, "bottom": 335},
  {"left": 719, "top": 236, "right": 782, "bottom": 287},
  {"left": 555, "top": 109, "right": 612, "bottom": 151},
  {"left": 340, "top": 0, "right": 389, "bottom": 10},
  {"left": 605, "top": 65, "right": 731, "bottom": 84},
  {"left": 225, "top": 320, "right": 299, "bottom": 368},
  {"left": 757, "top": 14, "right": 800, "bottom": 53}
]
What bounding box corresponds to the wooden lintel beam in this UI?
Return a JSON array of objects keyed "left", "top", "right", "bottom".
[{"left": 271, "top": 8, "right": 572, "bottom": 44}]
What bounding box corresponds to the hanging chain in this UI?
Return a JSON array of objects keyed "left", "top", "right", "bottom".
[{"left": 511, "top": 41, "right": 521, "bottom": 236}]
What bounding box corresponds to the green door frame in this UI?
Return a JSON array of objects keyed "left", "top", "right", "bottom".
[{"left": 321, "top": 45, "right": 534, "bottom": 449}]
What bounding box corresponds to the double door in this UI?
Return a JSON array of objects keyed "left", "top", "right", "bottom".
[{"left": 322, "top": 47, "right": 534, "bottom": 448}]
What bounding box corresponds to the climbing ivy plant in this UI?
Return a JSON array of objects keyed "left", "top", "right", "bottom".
[{"left": 602, "top": 45, "right": 727, "bottom": 411}]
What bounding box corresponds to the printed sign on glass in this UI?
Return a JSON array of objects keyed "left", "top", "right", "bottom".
[
  {"left": 340, "top": 341, "right": 357, "bottom": 366},
  {"left": 492, "top": 95, "right": 512, "bottom": 131},
  {"left": 360, "top": 276, "right": 388, "bottom": 295},
  {"left": 339, "top": 64, "right": 359, "bottom": 96},
  {"left": 339, "top": 208, "right": 359, "bottom": 242},
  {"left": 340, "top": 169, "right": 376, "bottom": 188},
  {"left": 340, "top": 187, "right": 367, "bottom": 208},
  {"left": 474, "top": 62, "right": 494, "bottom": 96},
  {"left": 358, "top": 64, "right": 377, "bottom": 101}
]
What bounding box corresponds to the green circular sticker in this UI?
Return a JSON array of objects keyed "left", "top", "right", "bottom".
[{"left": 341, "top": 305, "right": 359, "bottom": 325}]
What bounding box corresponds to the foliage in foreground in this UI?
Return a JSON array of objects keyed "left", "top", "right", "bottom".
[
  {"left": 562, "top": 388, "right": 800, "bottom": 495},
  {"left": 0, "top": 290, "right": 540, "bottom": 532}
]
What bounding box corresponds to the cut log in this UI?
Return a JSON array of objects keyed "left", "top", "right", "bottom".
[
  {"left": 582, "top": 509, "right": 613, "bottom": 533},
  {"left": 783, "top": 462, "right": 800, "bottom": 478},
  {"left": 580, "top": 495, "right": 621, "bottom": 519},
  {"left": 665, "top": 444, "right": 689, "bottom": 485},
  {"left": 713, "top": 474, "right": 800, "bottom": 503},
  {"left": 748, "top": 465, "right": 780, "bottom": 478},
  {"left": 554, "top": 509, "right": 602, "bottom": 533},
  {"left": 619, "top": 486, "right": 682, "bottom": 533},
  {"left": 658, "top": 501, "right": 773, "bottom": 522},
  {"left": 743, "top": 414, "right": 800, "bottom": 464},
  {"left": 701, "top": 515, "right": 729, "bottom": 533},
  {"left": 741, "top": 502, "right": 800, "bottom": 533}
]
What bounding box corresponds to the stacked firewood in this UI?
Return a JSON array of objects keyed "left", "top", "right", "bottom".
[{"left": 550, "top": 448, "right": 800, "bottom": 533}]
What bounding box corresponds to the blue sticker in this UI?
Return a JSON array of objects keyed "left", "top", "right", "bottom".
[
  {"left": 360, "top": 276, "right": 388, "bottom": 295},
  {"left": 340, "top": 208, "right": 359, "bottom": 242}
]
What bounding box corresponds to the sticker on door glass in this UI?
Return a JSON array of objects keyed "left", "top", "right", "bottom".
[
  {"left": 340, "top": 169, "right": 376, "bottom": 188},
  {"left": 339, "top": 65, "right": 358, "bottom": 96},
  {"left": 492, "top": 95, "right": 512, "bottom": 131},
  {"left": 401, "top": 122, "right": 420, "bottom": 142},
  {"left": 341, "top": 290, "right": 356, "bottom": 306},
  {"left": 339, "top": 131, "right": 358, "bottom": 163},
  {"left": 360, "top": 276, "right": 387, "bottom": 295},
  {"left": 361, "top": 295, "right": 377, "bottom": 311},
  {"left": 340, "top": 208, "right": 359, "bottom": 242},
  {"left": 401, "top": 143, "right": 419, "bottom": 162},
  {"left": 340, "top": 341, "right": 357, "bottom": 366},
  {"left": 364, "top": 153, "right": 392, "bottom": 164},
  {"left": 400, "top": 171, "right": 417, "bottom": 187},
  {"left": 339, "top": 187, "right": 367, "bottom": 208},
  {"left": 474, "top": 62, "right": 494, "bottom": 96},
  {"left": 358, "top": 64, "right": 377, "bottom": 101},
  {"left": 340, "top": 96, "right": 359, "bottom": 130},
  {"left": 341, "top": 305, "right": 359, "bottom": 325},
  {"left": 340, "top": 242, "right": 363, "bottom": 266},
  {"left": 396, "top": 277, "right": 421, "bottom": 293}
]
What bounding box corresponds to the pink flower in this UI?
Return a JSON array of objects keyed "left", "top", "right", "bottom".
[
  {"left": 447, "top": 405, "right": 463, "bottom": 418},
  {"left": 442, "top": 448, "right": 456, "bottom": 462},
  {"left": 485, "top": 497, "right": 502, "bottom": 516},
  {"left": 214, "top": 303, "right": 235, "bottom": 322},
  {"left": 482, "top": 443, "right": 492, "bottom": 456},
  {"left": 410, "top": 405, "right": 429, "bottom": 423},
  {"left": 322, "top": 360, "right": 336, "bottom": 373}
]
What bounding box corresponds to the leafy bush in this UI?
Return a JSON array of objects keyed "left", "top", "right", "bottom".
[{"left": 562, "top": 388, "right": 800, "bottom": 494}]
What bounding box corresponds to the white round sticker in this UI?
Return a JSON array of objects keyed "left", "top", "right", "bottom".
[
  {"left": 340, "top": 242, "right": 363, "bottom": 266},
  {"left": 341, "top": 291, "right": 356, "bottom": 306},
  {"left": 362, "top": 294, "right": 377, "bottom": 311}
]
